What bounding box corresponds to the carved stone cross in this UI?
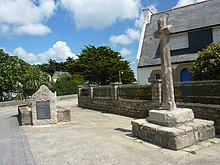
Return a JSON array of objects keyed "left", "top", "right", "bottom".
[{"left": 154, "top": 18, "right": 176, "bottom": 110}]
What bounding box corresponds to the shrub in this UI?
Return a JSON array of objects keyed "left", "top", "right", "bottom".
[{"left": 191, "top": 42, "right": 220, "bottom": 80}]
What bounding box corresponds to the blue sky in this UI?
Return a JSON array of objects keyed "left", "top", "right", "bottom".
[{"left": 0, "top": 0, "right": 204, "bottom": 75}]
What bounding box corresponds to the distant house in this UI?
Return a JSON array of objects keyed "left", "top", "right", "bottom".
[
  {"left": 51, "top": 71, "right": 70, "bottom": 83},
  {"left": 136, "top": 0, "right": 220, "bottom": 84}
]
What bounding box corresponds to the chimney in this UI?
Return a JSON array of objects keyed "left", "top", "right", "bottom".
[
  {"left": 136, "top": 8, "right": 154, "bottom": 71},
  {"left": 142, "top": 8, "right": 154, "bottom": 24}
]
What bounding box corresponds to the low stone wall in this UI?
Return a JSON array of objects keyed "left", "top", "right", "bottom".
[
  {"left": 0, "top": 94, "right": 76, "bottom": 108},
  {"left": 18, "top": 105, "right": 32, "bottom": 126},
  {"left": 57, "top": 94, "right": 77, "bottom": 101},
  {"left": 0, "top": 99, "right": 30, "bottom": 107},
  {"left": 78, "top": 97, "right": 220, "bottom": 134},
  {"left": 78, "top": 97, "right": 155, "bottom": 118}
]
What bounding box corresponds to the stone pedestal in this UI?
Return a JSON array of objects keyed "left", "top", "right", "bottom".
[
  {"left": 148, "top": 108, "right": 194, "bottom": 127},
  {"left": 131, "top": 109, "right": 215, "bottom": 150}
]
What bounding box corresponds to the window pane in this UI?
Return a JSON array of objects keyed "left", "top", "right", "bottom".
[{"left": 170, "top": 33, "right": 189, "bottom": 50}]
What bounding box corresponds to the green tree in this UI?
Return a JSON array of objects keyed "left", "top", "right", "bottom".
[
  {"left": 0, "top": 49, "right": 29, "bottom": 100},
  {"left": 191, "top": 42, "right": 220, "bottom": 80},
  {"left": 20, "top": 66, "right": 50, "bottom": 98},
  {"left": 74, "top": 45, "right": 135, "bottom": 85},
  {"left": 37, "top": 59, "right": 65, "bottom": 76},
  {"left": 53, "top": 74, "right": 84, "bottom": 96},
  {"left": 0, "top": 49, "right": 50, "bottom": 100},
  {"left": 63, "top": 57, "right": 76, "bottom": 74}
]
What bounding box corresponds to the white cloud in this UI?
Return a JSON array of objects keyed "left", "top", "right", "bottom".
[
  {"left": 147, "top": 5, "right": 158, "bottom": 13},
  {"left": 60, "top": 0, "right": 141, "bottom": 30},
  {"left": 119, "top": 48, "right": 132, "bottom": 57},
  {"left": 110, "top": 28, "right": 140, "bottom": 45},
  {"left": 110, "top": 34, "right": 132, "bottom": 45},
  {"left": 175, "top": 0, "right": 204, "bottom": 7},
  {"left": 0, "top": 24, "right": 10, "bottom": 35},
  {"left": 13, "top": 47, "right": 38, "bottom": 63},
  {"left": 13, "top": 41, "right": 77, "bottom": 64},
  {"left": 134, "top": 5, "right": 157, "bottom": 28},
  {"left": 14, "top": 24, "right": 51, "bottom": 36},
  {"left": 0, "top": 0, "right": 57, "bottom": 36},
  {"left": 126, "top": 28, "right": 140, "bottom": 41},
  {"left": 109, "top": 3, "right": 157, "bottom": 46}
]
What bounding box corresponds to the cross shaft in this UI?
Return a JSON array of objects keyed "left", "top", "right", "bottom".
[{"left": 154, "top": 18, "right": 176, "bottom": 110}]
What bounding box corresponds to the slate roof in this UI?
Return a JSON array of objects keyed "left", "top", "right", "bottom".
[{"left": 138, "top": 0, "right": 220, "bottom": 67}]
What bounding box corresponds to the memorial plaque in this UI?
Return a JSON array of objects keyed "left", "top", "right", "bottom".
[{"left": 36, "top": 101, "right": 51, "bottom": 119}]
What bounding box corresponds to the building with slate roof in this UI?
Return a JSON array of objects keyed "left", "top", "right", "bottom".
[
  {"left": 136, "top": 0, "right": 220, "bottom": 84},
  {"left": 51, "top": 71, "right": 70, "bottom": 83}
]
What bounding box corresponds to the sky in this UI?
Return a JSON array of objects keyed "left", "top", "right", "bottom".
[{"left": 0, "top": 0, "right": 205, "bottom": 75}]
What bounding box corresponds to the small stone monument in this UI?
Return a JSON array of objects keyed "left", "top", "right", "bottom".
[
  {"left": 132, "top": 18, "right": 215, "bottom": 150},
  {"left": 32, "top": 85, "right": 57, "bottom": 125}
]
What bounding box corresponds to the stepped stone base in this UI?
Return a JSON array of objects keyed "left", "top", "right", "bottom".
[
  {"left": 131, "top": 118, "right": 215, "bottom": 150},
  {"left": 148, "top": 108, "right": 194, "bottom": 127}
]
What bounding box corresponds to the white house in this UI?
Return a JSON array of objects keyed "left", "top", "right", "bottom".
[{"left": 136, "top": 0, "right": 220, "bottom": 85}]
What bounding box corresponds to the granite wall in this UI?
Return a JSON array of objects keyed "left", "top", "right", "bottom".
[{"left": 79, "top": 97, "right": 154, "bottom": 118}]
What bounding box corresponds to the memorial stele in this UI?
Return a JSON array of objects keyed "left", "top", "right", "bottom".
[{"left": 32, "top": 85, "right": 57, "bottom": 125}]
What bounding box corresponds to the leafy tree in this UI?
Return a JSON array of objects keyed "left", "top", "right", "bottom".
[
  {"left": 63, "top": 57, "right": 76, "bottom": 74},
  {"left": 20, "top": 66, "right": 50, "bottom": 98},
  {"left": 191, "top": 42, "right": 220, "bottom": 80},
  {"left": 53, "top": 74, "right": 84, "bottom": 96},
  {"left": 74, "top": 45, "right": 135, "bottom": 85},
  {"left": 0, "top": 49, "right": 29, "bottom": 100},
  {"left": 0, "top": 49, "right": 50, "bottom": 101},
  {"left": 37, "top": 59, "right": 65, "bottom": 76}
]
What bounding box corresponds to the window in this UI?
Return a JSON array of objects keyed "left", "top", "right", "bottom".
[
  {"left": 170, "top": 33, "right": 189, "bottom": 50},
  {"left": 212, "top": 26, "right": 220, "bottom": 43}
]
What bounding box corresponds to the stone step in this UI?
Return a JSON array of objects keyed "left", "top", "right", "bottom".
[{"left": 131, "top": 118, "right": 215, "bottom": 150}]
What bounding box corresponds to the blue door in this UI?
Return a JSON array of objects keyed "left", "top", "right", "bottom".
[{"left": 180, "top": 68, "right": 191, "bottom": 82}]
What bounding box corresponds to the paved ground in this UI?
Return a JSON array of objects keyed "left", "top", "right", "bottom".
[
  {"left": 0, "top": 106, "right": 35, "bottom": 165},
  {"left": 1, "top": 99, "right": 220, "bottom": 165}
]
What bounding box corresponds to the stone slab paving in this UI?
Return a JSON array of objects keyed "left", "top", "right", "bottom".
[
  {"left": 22, "top": 99, "right": 220, "bottom": 165},
  {"left": 0, "top": 106, "right": 35, "bottom": 165}
]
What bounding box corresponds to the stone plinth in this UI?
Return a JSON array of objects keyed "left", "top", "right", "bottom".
[
  {"left": 131, "top": 118, "right": 215, "bottom": 150},
  {"left": 148, "top": 108, "right": 194, "bottom": 127}
]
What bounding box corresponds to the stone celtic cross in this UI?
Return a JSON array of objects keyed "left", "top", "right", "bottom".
[{"left": 154, "top": 18, "right": 176, "bottom": 110}]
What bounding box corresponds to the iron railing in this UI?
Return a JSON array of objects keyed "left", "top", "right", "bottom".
[
  {"left": 93, "top": 86, "right": 111, "bottom": 98},
  {"left": 174, "top": 80, "right": 220, "bottom": 104},
  {"left": 80, "top": 88, "right": 89, "bottom": 97},
  {"left": 118, "top": 85, "right": 152, "bottom": 100}
]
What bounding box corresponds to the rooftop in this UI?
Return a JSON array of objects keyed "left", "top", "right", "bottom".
[{"left": 138, "top": 0, "right": 220, "bottom": 67}]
